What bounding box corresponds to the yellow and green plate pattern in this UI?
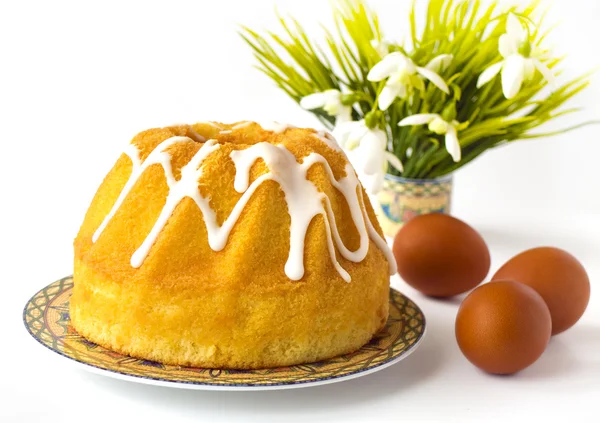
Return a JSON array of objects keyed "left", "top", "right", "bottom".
[{"left": 23, "top": 276, "right": 426, "bottom": 390}]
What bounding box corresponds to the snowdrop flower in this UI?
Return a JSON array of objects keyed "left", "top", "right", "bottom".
[
  {"left": 399, "top": 114, "right": 462, "bottom": 162},
  {"left": 300, "top": 89, "right": 352, "bottom": 124},
  {"left": 367, "top": 52, "right": 452, "bottom": 111},
  {"left": 477, "top": 13, "right": 555, "bottom": 99},
  {"left": 334, "top": 120, "right": 403, "bottom": 194}
]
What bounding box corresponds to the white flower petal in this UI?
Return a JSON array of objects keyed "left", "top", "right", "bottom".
[
  {"left": 498, "top": 33, "right": 517, "bottom": 58},
  {"left": 371, "top": 39, "right": 388, "bottom": 57},
  {"left": 523, "top": 58, "right": 536, "bottom": 81},
  {"left": 378, "top": 84, "right": 400, "bottom": 111},
  {"left": 385, "top": 152, "right": 404, "bottom": 172},
  {"left": 428, "top": 117, "right": 450, "bottom": 135},
  {"left": 501, "top": 54, "right": 526, "bottom": 99},
  {"left": 396, "top": 82, "right": 408, "bottom": 99},
  {"left": 402, "top": 57, "right": 417, "bottom": 74},
  {"left": 300, "top": 92, "right": 328, "bottom": 110},
  {"left": 445, "top": 126, "right": 461, "bottom": 162},
  {"left": 335, "top": 106, "right": 353, "bottom": 124},
  {"left": 477, "top": 61, "right": 503, "bottom": 88},
  {"left": 346, "top": 149, "right": 364, "bottom": 172},
  {"left": 373, "top": 127, "right": 388, "bottom": 147},
  {"left": 416, "top": 66, "right": 450, "bottom": 94},
  {"left": 357, "top": 147, "right": 382, "bottom": 176},
  {"left": 506, "top": 13, "right": 527, "bottom": 43},
  {"left": 532, "top": 58, "right": 556, "bottom": 90},
  {"left": 349, "top": 131, "right": 371, "bottom": 150},
  {"left": 398, "top": 113, "right": 439, "bottom": 126},
  {"left": 332, "top": 123, "right": 352, "bottom": 144},
  {"left": 367, "top": 52, "right": 406, "bottom": 82},
  {"left": 334, "top": 120, "right": 366, "bottom": 149},
  {"left": 371, "top": 171, "right": 385, "bottom": 194},
  {"left": 425, "top": 54, "right": 454, "bottom": 73},
  {"left": 323, "top": 88, "right": 341, "bottom": 97},
  {"left": 362, "top": 171, "right": 385, "bottom": 195},
  {"left": 346, "top": 149, "right": 375, "bottom": 193},
  {"left": 358, "top": 129, "right": 387, "bottom": 175},
  {"left": 346, "top": 129, "right": 388, "bottom": 196}
]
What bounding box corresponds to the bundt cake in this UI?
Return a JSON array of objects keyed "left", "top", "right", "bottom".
[{"left": 71, "top": 121, "right": 397, "bottom": 369}]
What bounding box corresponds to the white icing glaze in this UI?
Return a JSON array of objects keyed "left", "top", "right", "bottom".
[
  {"left": 92, "top": 136, "right": 190, "bottom": 243},
  {"left": 259, "top": 121, "right": 295, "bottom": 133},
  {"left": 186, "top": 127, "right": 205, "bottom": 143},
  {"left": 93, "top": 129, "right": 397, "bottom": 281},
  {"left": 131, "top": 139, "right": 222, "bottom": 267},
  {"left": 231, "top": 143, "right": 396, "bottom": 280},
  {"left": 219, "top": 130, "right": 233, "bottom": 135},
  {"left": 232, "top": 121, "right": 252, "bottom": 130},
  {"left": 314, "top": 130, "right": 343, "bottom": 152}
]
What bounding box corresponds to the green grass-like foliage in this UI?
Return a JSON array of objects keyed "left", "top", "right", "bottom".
[{"left": 240, "top": 0, "right": 592, "bottom": 178}]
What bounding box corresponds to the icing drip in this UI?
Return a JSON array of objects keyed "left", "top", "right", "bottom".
[
  {"left": 130, "top": 139, "right": 222, "bottom": 267},
  {"left": 219, "top": 130, "right": 233, "bottom": 135},
  {"left": 93, "top": 132, "right": 396, "bottom": 281},
  {"left": 92, "top": 136, "right": 189, "bottom": 243},
  {"left": 230, "top": 143, "right": 396, "bottom": 281}
]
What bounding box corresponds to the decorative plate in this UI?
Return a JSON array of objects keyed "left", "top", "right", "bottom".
[{"left": 23, "top": 276, "right": 426, "bottom": 391}]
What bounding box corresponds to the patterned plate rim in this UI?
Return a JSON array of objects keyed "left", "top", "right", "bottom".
[{"left": 23, "top": 276, "right": 426, "bottom": 391}]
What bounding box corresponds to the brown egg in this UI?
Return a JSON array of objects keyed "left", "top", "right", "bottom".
[
  {"left": 392, "top": 213, "right": 490, "bottom": 297},
  {"left": 456, "top": 280, "right": 552, "bottom": 374},
  {"left": 493, "top": 247, "right": 590, "bottom": 335}
]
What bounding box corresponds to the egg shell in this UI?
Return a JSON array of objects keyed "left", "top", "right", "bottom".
[
  {"left": 492, "top": 247, "right": 590, "bottom": 335},
  {"left": 455, "top": 280, "right": 552, "bottom": 375},
  {"left": 393, "top": 213, "right": 490, "bottom": 297}
]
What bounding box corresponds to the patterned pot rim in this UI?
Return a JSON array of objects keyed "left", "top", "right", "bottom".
[
  {"left": 384, "top": 173, "right": 453, "bottom": 184},
  {"left": 23, "top": 276, "right": 427, "bottom": 391}
]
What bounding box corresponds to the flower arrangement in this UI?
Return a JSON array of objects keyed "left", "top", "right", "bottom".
[{"left": 241, "top": 0, "right": 593, "bottom": 193}]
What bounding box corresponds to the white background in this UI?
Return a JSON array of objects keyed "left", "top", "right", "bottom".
[{"left": 1, "top": 0, "right": 599, "bottom": 422}]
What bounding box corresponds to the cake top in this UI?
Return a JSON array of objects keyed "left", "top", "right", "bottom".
[{"left": 91, "top": 121, "right": 396, "bottom": 282}]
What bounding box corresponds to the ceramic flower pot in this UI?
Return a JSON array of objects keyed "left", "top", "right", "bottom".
[{"left": 375, "top": 174, "right": 453, "bottom": 237}]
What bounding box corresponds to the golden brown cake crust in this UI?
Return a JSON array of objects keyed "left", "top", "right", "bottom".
[{"left": 71, "top": 122, "right": 391, "bottom": 369}]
